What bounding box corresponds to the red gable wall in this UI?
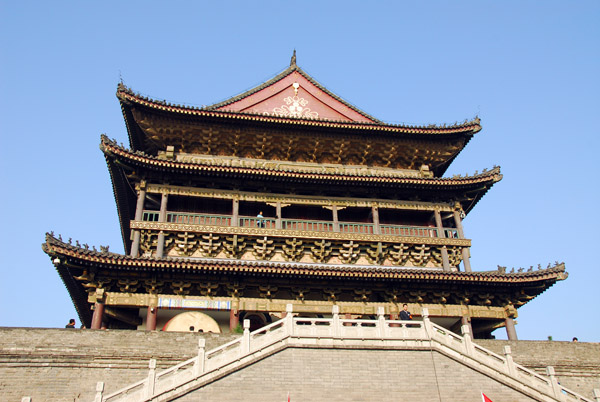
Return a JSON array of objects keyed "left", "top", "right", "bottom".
[{"left": 213, "top": 71, "right": 376, "bottom": 123}]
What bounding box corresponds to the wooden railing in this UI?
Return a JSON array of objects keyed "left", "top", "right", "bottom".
[
  {"left": 95, "top": 307, "right": 595, "bottom": 402},
  {"left": 141, "top": 211, "right": 456, "bottom": 239}
]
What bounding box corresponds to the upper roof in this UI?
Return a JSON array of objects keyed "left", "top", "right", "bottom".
[{"left": 116, "top": 55, "right": 482, "bottom": 174}]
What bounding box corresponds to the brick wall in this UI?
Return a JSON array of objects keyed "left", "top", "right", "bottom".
[
  {"left": 0, "top": 327, "right": 238, "bottom": 402},
  {"left": 176, "top": 348, "right": 544, "bottom": 402},
  {"left": 477, "top": 340, "right": 600, "bottom": 400},
  {"left": 1, "top": 328, "right": 598, "bottom": 402}
]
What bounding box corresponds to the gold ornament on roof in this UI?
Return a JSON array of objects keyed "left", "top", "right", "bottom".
[{"left": 273, "top": 83, "right": 319, "bottom": 118}]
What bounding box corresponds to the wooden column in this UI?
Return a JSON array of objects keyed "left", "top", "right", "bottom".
[
  {"left": 156, "top": 192, "right": 169, "bottom": 258},
  {"left": 371, "top": 205, "right": 380, "bottom": 235},
  {"left": 91, "top": 289, "right": 105, "bottom": 330},
  {"left": 91, "top": 302, "right": 105, "bottom": 329},
  {"left": 453, "top": 210, "right": 471, "bottom": 272},
  {"left": 434, "top": 209, "right": 451, "bottom": 271},
  {"left": 332, "top": 205, "right": 340, "bottom": 232},
  {"left": 276, "top": 202, "right": 282, "bottom": 229},
  {"left": 229, "top": 308, "right": 239, "bottom": 332},
  {"left": 505, "top": 317, "right": 518, "bottom": 340},
  {"left": 146, "top": 305, "right": 157, "bottom": 331},
  {"left": 130, "top": 186, "right": 147, "bottom": 257},
  {"left": 232, "top": 198, "right": 239, "bottom": 227}
]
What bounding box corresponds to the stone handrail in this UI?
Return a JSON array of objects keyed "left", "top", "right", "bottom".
[{"left": 95, "top": 306, "right": 596, "bottom": 402}]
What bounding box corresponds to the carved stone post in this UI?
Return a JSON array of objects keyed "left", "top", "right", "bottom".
[
  {"left": 371, "top": 205, "right": 380, "bottom": 235},
  {"left": 285, "top": 304, "right": 294, "bottom": 336},
  {"left": 241, "top": 319, "right": 250, "bottom": 354},
  {"left": 94, "top": 382, "right": 104, "bottom": 402},
  {"left": 422, "top": 308, "right": 431, "bottom": 338},
  {"left": 376, "top": 306, "right": 386, "bottom": 338},
  {"left": 503, "top": 345, "right": 517, "bottom": 376},
  {"left": 505, "top": 317, "right": 518, "bottom": 340},
  {"left": 434, "top": 209, "right": 450, "bottom": 271},
  {"left": 332, "top": 205, "right": 340, "bottom": 232},
  {"left": 194, "top": 338, "right": 206, "bottom": 377},
  {"left": 462, "top": 324, "right": 476, "bottom": 356},
  {"left": 453, "top": 209, "right": 471, "bottom": 272},
  {"left": 156, "top": 192, "right": 169, "bottom": 258},
  {"left": 461, "top": 314, "right": 473, "bottom": 339},
  {"left": 332, "top": 305, "right": 340, "bottom": 337},
  {"left": 130, "top": 185, "right": 147, "bottom": 257},
  {"left": 232, "top": 198, "right": 239, "bottom": 227},
  {"left": 546, "top": 366, "right": 566, "bottom": 401},
  {"left": 146, "top": 359, "right": 157, "bottom": 398},
  {"left": 91, "top": 289, "right": 105, "bottom": 330}
]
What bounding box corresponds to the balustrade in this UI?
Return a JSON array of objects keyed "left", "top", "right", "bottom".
[
  {"left": 141, "top": 210, "right": 456, "bottom": 239},
  {"left": 96, "top": 307, "right": 595, "bottom": 402}
]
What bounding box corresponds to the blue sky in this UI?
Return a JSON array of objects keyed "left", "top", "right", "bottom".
[{"left": 1, "top": 1, "right": 598, "bottom": 341}]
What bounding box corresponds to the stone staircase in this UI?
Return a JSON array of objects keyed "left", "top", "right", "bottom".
[{"left": 93, "top": 307, "right": 598, "bottom": 402}]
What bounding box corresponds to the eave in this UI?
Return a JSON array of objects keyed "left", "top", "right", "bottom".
[{"left": 43, "top": 233, "right": 567, "bottom": 284}]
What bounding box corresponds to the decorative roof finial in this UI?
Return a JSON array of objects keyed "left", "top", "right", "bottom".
[{"left": 290, "top": 49, "right": 297, "bottom": 67}]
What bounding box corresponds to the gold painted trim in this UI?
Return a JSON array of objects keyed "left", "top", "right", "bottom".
[
  {"left": 98, "top": 292, "right": 507, "bottom": 319},
  {"left": 131, "top": 221, "right": 471, "bottom": 246}
]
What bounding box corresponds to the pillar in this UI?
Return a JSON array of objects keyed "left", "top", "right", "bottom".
[
  {"left": 91, "top": 302, "right": 105, "bottom": 330},
  {"left": 505, "top": 317, "right": 518, "bottom": 340},
  {"left": 229, "top": 308, "right": 239, "bottom": 332},
  {"left": 371, "top": 205, "right": 380, "bottom": 234},
  {"left": 130, "top": 186, "right": 147, "bottom": 257},
  {"left": 90, "top": 289, "right": 105, "bottom": 330},
  {"left": 94, "top": 382, "right": 104, "bottom": 402},
  {"left": 332, "top": 205, "right": 340, "bottom": 232},
  {"left": 156, "top": 192, "right": 169, "bottom": 258},
  {"left": 276, "top": 201, "right": 282, "bottom": 229},
  {"left": 461, "top": 315, "right": 473, "bottom": 338},
  {"left": 232, "top": 198, "right": 239, "bottom": 227},
  {"left": 146, "top": 305, "right": 157, "bottom": 331},
  {"left": 453, "top": 209, "right": 471, "bottom": 272},
  {"left": 434, "top": 209, "right": 451, "bottom": 271}
]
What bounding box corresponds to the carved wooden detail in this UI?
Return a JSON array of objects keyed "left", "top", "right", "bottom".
[
  {"left": 137, "top": 229, "right": 466, "bottom": 269},
  {"left": 174, "top": 232, "right": 197, "bottom": 256},
  {"left": 223, "top": 235, "right": 246, "bottom": 258}
]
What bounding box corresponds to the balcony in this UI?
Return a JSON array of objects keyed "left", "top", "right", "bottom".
[{"left": 142, "top": 211, "right": 459, "bottom": 239}]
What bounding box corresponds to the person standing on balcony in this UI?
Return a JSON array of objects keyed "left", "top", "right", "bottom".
[
  {"left": 257, "top": 211, "right": 265, "bottom": 228},
  {"left": 399, "top": 304, "right": 412, "bottom": 320}
]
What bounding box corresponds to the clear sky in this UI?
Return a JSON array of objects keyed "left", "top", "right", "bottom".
[{"left": 1, "top": 1, "right": 598, "bottom": 341}]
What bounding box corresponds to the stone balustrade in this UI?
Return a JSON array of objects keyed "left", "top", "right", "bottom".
[{"left": 94, "top": 306, "right": 598, "bottom": 402}]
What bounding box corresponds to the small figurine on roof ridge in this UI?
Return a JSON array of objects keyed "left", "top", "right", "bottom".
[{"left": 290, "top": 49, "right": 297, "bottom": 67}]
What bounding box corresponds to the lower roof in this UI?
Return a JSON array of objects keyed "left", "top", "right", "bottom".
[{"left": 43, "top": 233, "right": 567, "bottom": 323}]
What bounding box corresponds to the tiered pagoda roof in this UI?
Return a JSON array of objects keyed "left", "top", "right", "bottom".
[{"left": 43, "top": 233, "right": 568, "bottom": 327}]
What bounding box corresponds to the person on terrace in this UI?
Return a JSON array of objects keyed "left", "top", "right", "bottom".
[{"left": 399, "top": 304, "right": 412, "bottom": 320}]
